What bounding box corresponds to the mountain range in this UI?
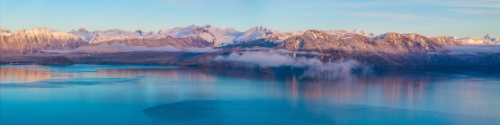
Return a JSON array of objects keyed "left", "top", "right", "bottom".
[
  {"left": 1, "top": 25, "right": 498, "bottom": 54},
  {"left": 1, "top": 25, "right": 500, "bottom": 69},
  {"left": 66, "top": 25, "right": 500, "bottom": 44}
]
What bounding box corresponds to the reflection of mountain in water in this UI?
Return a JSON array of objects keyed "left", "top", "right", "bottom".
[
  {"left": 79, "top": 67, "right": 493, "bottom": 108},
  {"left": 144, "top": 100, "right": 500, "bottom": 125},
  {"left": 0, "top": 67, "right": 51, "bottom": 83},
  {"left": 1, "top": 65, "right": 499, "bottom": 120}
]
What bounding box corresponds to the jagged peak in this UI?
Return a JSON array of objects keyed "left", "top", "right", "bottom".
[
  {"left": 0, "top": 29, "right": 12, "bottom": 33},
  {"left": 15, "top": 27, "right": 55, "bottom": 35},
  {"left": 446, "top": 36, "right": 458, "bottom": 39},
  {"left": 376, "top": 32, "right": 400, "bottom": 39},
  {"left": 322, "top": 29, "right": 376, "bottom": 38},
  {"left": 201, "top": 24, "right": 213, "bottom": 29},
  {"left": 245, "top": 26, "right": 272, "bottom": 33},
  {"left": 79, "top": 26, "right": 89, "bottom": 32},
  {"left": 485, "top": 34, "right": 491, "bottom": 39},
  {"left": 0, "top": 29, "right": 14, "bottom": 36},
  {"left": 4, "top": 27, "right": 80, "bottom": 40},
  {"left": 353, "top": 28, "right": 363, "bottom": 32},
  {"left": 304, "top": 29, "right": 325, "bottom": 34}
]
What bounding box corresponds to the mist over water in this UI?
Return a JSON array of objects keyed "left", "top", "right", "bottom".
[{"left": 214, "top": 51, "right": 370, "bottom": 79}]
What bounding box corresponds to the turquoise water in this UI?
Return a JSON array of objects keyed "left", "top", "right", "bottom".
[{"left": 1, "top": 64, "right": 500, "bottom": 125}]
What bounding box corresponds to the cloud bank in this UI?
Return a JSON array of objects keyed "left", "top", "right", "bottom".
[
  {"left": 44, "top": 44, "right": 220, "bottom": 53},
  {"left": 213, "top": 51, "right": 370, "bottom": 79},
  {"left": 447, "top": 45, "right": 500, "bottom": 54}
]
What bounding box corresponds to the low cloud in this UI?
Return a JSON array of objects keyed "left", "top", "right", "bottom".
[
  {"left": 214, "top": 51, "right": 322, "bottom": 67},
  {"left": 213, "top": 51, "right": 370, "bottom": 79},
  {"left": 44, "top": 44, "right": 219, "bottom": 53},
  {"left": 446, "top": 44, "right": 500, "bottom": 54}
]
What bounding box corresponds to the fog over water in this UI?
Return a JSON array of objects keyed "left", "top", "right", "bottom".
[
  {"left": 1, "top": 64, "right": 500, "bottom": 125},
  {"left": 214, "top": 50, "right": 370, "bottom": 79}
]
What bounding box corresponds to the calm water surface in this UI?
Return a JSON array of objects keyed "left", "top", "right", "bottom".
[{"left": 1, "top": 64, "right": 500, "bottom": 125}]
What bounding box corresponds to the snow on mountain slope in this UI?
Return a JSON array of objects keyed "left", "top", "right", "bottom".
[
  {"left": 441, "top": 34, "right": 496, "bottom": 44},
  {"left": 68, "top": 25, "right": 379, "bottom": 46},
  {"left": 154, "top": 25, "right": 198, "bottom": 38},
  {"left": 152, "top": 25, "right": 242, "bottom": 46},
  {"left": 197, "top": 25, "right": 242, "bottom": 45},
  {"left": 242, "top": 29, "right": 376, "bottom": 43},
  {"left": 492, "top": 38, "right": 500, "bottom": 42},
  {"left": 1, "top": 27, "right": 88, "bottom": 54},
  {"left": 323, "top": 29, "right": 377, "bottom": 38},
  {"left": 234, "top": 26, "right": 280, "bottom": 42},
  {"left": 69, "top": 27, "right": 94, "bottom": 42},
  {"left": 485, "top": 34, "right": 500, "bottom": 43},
  {"left": 69, "top": 27, "right": 153, "bottom": 44},
  {"left": 67, "top": 25, "right": 497, "bottom": 46},
  {"left": 90, "top": 29, "right": 146, "bottom": 44},
  {"left": 0, "top": 29, "right": 13, "bottom": 36},
  {"left": 459, "top": 37, "right": 492, "bottom": 44},
  {"left": 265, "top": 31, "right": 306, "bottom": 42}
]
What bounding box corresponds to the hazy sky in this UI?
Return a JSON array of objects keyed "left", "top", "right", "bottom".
[{"left": 1, "top": 0, "right": 499, "bottom": 37}]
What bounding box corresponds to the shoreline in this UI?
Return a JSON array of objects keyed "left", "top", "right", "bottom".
[{"left": 2, "top": 51, "right": 500, "bottom": 70}]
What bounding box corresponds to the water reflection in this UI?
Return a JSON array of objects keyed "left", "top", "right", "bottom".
[
  {"left": 1, "top": 65, "right": 500, "bottom": 125},
  {"left": 0, "top": 67, "right": 51, "bottom": 83}
]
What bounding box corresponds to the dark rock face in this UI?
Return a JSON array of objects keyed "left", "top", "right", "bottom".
[{"left": 38, "top": 56, "right": 75, "bottom": 66}]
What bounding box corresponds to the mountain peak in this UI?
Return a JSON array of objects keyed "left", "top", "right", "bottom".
[
  {"left": 249, "top": 26, "right": 268, "bottom": 31},
  {"left": 233, "top": 26, "right": 279, "bottom": 42},
  {"left": 202, "top": 24, "right": 213, "bottom": 28},
  {"left": 322, "top": 29, "right": 377, "bottom": 38},
  {"left": 18, "top": 27, "right": 53, "bottom": 34},
  {"left": 187, "top": 24, "right": 198, "bottom": 28},
  {"left": 485, "top": 34, "right": 491, "bottom": 39},
  {"left": 78, "top": 26, "right": 89, "bottom": 33},
  {"left": 0, "top": 29, "right": 13, "bottom": 36}
]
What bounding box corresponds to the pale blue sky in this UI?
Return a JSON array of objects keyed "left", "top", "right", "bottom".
[{"left": 1, "top": 0, "right": 499, "bottom": 37}]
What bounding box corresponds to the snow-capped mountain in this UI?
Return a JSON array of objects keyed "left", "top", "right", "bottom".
[
  {"left": 0, "top": 29, "right": 13, "bottom": 36},
  {"left": 91, "top": 29, "right": 149, "bottom": 43},
  {"left": 69, "top": 27, "right": 153, "bottom": 44},
  {"left": 69, "top": 27, "right": 94, "bottom": 42},
  {"left": 70, "top": 25, "right": 243, "bottom": 46},
  {"left": 459, "top": 37, "right": 492, "bottom": 44},
  {"left": 484, "top": 34, "right": 500, "bottom": 43},
  {"left": 231, "top": 28, "right": 378, "bottom": 43},
  {"left": 233, "top": 26, "right": 280, "bottom": 42},
  {"left": 439, "top": 34, "right": 496, "bottom": 44},
  {"left": 67, "top": 25, "right": 381, "bottom": 46},
  {"left": 151, "top": 25, "right": 242, "bottom": 46},
  {"left": 323, "top": 29, "right": 377, "bottom": 38},
  {"left": 64, "top": 25, "right": 498, "bottom": 46},
  {"left": 1, "top": 27, "right": 87, "bottom": 54}
]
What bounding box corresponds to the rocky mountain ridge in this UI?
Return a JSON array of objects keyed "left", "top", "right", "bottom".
[
  {"left": 0, "top": 28, "right": 88, "bottom": 54},
  {"left": 1, "top": 26, "right": 498, "bottom": 54}
]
